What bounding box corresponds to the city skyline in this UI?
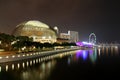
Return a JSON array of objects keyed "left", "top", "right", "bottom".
[{"left": 0, "top": 0, "right": 120, "bottom": 42}]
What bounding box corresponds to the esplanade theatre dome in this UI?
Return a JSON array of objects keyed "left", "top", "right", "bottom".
[{"left": 12, "top": 20, "right": 57, "bottom": 43}]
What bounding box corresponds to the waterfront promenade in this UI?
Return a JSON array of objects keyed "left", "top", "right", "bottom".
[{"left": 0, "top": 48, "right": 80, "bottom": 63}]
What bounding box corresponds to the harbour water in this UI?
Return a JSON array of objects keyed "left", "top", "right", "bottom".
[{"left": 0, "top": 46, "right": 120, "bottom": 80}]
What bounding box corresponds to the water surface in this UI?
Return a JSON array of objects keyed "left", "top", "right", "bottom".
[{"left": 0, "top": 46, "right": 120, "bottom": 80}]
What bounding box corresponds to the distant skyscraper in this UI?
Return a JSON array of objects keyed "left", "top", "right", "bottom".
[{"left": 68, "top": 30, "right": 79, "bottom": 43}]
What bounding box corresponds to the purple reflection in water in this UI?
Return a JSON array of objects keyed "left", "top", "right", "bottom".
[
  {"left": 76, "top": 50, "right": 88, "bottom": 60},
  {"left": 89, "top": 50, "right": 93, "bottom": 54}
]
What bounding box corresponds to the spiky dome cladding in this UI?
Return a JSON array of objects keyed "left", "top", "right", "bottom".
[{"left": 12, "top": 20, "right": 57, "bottom": 43}]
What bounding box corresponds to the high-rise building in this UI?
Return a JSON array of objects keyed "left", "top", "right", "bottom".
[{"left": 68, "top": 30, "right": 79, "bottom": 43}]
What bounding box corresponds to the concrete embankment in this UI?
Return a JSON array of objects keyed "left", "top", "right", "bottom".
[{"left": 0, "top": 48, "right": 80, "bottom": 63}]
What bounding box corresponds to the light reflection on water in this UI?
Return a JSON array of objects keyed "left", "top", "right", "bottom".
[
  {"left": 67, "top": 46, "right": 119, "bottom": 65},
  {"left": 67, "top": 48, "right": 97, "bottom": 65},
  {"left": 98, "top": 46, "right": 119, "bottom": 56},
  {"left": 0, "top": 50, "right": 76, "bottom": 80},
  {"left": 0, "top": 46, "right": 119, "bottom": 80},
  {"left": 21, "top": 60, "right": 57, "bottom": 80}
]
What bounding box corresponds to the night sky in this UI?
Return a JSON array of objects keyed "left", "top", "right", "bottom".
[{"left": 0, "top": 0, "right": 120, "bottom": 43}]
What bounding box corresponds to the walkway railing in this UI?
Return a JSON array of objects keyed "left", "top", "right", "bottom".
[{"left": 0, "top": 48, "right": 80, "bottom": 63}]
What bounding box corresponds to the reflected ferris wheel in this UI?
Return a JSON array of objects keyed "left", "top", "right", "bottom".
[{"left": 89, "top": 33, "right": 96, "bottom": 44}]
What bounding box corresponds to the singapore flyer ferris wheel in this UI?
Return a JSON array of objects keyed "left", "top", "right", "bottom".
[{"left": 89, "top": 33, "right": 96, "bottom": 44}]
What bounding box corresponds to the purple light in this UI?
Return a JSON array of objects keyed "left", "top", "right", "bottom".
[
  {"left": 76, "top": 42, "right": 84, "bottom": 46},
  {"left": 89, "top": 50, "right": 93, "bottom": 54},
  {"left": 76, "top": 41, "right": 93, "bottom": 47},
  {"left": 76, "top": 50, "right": 88, "bottom": 60},
  {"left": 76, "top": 50, "right": 83, "bottom": 59},
  {"left": 83, "top": 51, "right": 88, "bottom": 60}
]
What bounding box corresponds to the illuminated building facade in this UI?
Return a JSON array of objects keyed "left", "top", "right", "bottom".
[
  {"left": 68, "top": 30, "right": 79, "bottom": 43},
  {"left": 59, "top": 33, "right": 70, "bottom": 39},
  {"left": 59, "top": 31, "right": 79, "bottom": 43},
  {"left": 56, "top": 38, "right": 69, "bottom": 43},
  {"left": 12, "top": 20, "right": 57, "bottom": 43}
]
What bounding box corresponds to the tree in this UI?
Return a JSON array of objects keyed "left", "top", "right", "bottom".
[
  {"left": 0, "top": 33, "right": 15, "bottom": 50},
  {"left": 52, "top": 42, "right": 61, "bottom": 47},
  {"left": 43, "top": 42, "right": 53, "bottom": 48}
]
